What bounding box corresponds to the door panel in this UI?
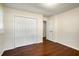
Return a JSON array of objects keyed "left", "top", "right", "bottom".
[{"left": 14, "top": 16, "right": 37, "bottom": 48}]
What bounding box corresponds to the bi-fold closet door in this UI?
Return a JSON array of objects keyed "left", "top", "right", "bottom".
[{"left": 14, "top": 16, "right": 37, "bottom": 48}]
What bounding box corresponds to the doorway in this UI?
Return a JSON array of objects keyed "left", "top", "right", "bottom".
[{"left": 43, "top": 21, "right": 47, "bottom": 41}]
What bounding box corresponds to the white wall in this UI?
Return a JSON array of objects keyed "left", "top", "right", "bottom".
[
  {"left": 48, "top": 7, "right": 79, "bottom": 50},
  {"left": 3, "top": 7, "right": 43, "bottom": 50},
  {"left": 0, "top": 4, "right": 5, "bottom": 55}
]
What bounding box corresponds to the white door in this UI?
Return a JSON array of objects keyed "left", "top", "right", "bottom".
[{"left": 14, "top": 16, "right": 37, "bottom": 48}]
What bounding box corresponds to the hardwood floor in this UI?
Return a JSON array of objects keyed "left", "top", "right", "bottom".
[{"left": 2, "top": 40, "right": 79, "bottom": 56}]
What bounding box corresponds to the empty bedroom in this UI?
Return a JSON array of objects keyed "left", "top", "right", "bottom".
[{"left": 0, "top": 3, "right": 79, "bottom": 56}]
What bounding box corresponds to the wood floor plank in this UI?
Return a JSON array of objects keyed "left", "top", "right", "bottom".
[{"left": 2, "top": 40, "right": 79, "bottom": 56}]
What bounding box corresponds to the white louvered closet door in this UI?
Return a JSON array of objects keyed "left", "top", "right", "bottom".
[{"left": 14, "top": 16, "right": 37, "bottom": 48}]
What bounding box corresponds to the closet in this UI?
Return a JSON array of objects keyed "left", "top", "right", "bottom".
[{"left": 14, "top": 16, "right": 37, "bottom": 48}]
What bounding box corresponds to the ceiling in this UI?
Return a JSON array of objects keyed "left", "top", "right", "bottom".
[{"left": 3, "top": 3, "right": 79, "bottom": 17}]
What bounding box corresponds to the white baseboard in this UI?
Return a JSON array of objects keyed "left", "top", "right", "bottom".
[
  {"left": 0, "top": 50, "right": 4, "bottom": 56},
  {"left": 3, "top": 40, "right": 43, "bottom": 51},
  {"left": 48, "top": 39, "right": 79, "bottom": 51}
]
